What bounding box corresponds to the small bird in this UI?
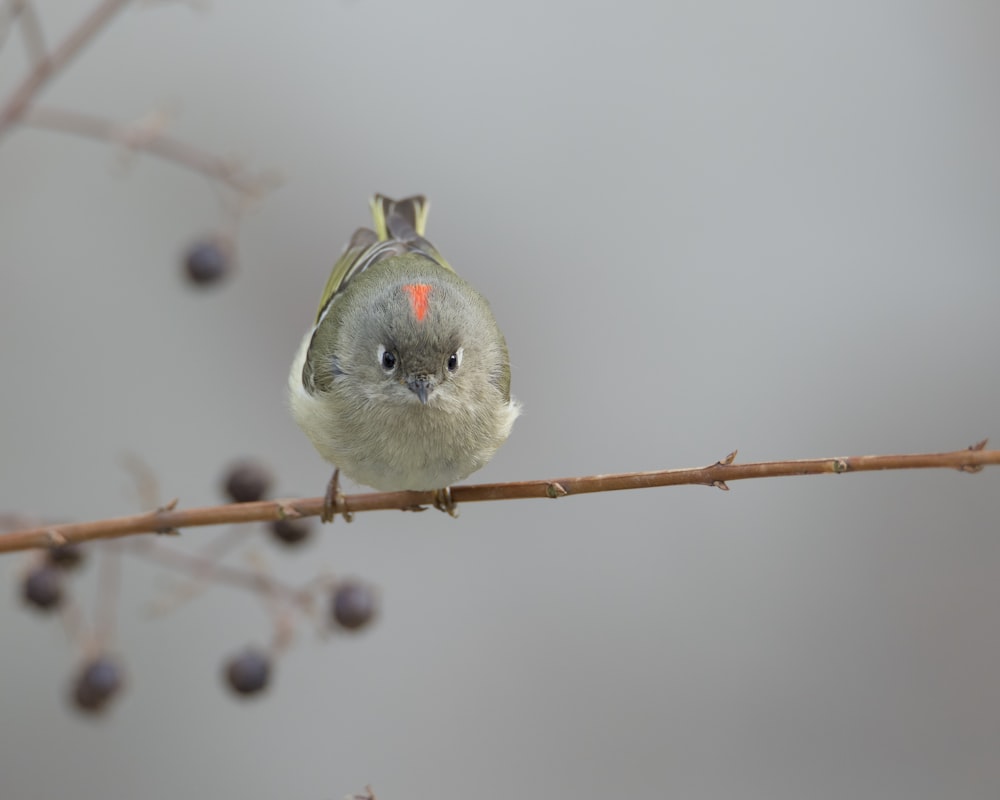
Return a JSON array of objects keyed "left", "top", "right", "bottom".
[{"left": 289, "top": 195, "right": 520, "bottom": 520}]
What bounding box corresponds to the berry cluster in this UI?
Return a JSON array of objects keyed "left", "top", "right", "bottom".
[{"left": 18, "top": 460, "right": 378, "bottom": 713}]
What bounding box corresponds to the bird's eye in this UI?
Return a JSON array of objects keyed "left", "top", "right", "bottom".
[
  {"left": 377, "top": 345, "right": 397, "bottom": 372},
  {"left": 446, "top": 347, "right": 463, "bottom": 372}
]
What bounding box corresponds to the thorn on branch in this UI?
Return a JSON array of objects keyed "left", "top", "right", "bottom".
[
  {"left": 46, "top": 529, "right": 68, "bottom": 546},
  {"left": 703, "top": 450, "right": 737, "bottom": 489},
  {"left": 545, "top": 482, "right": 568, "bottom": 498},
  {"left": 154, "top": 498, "right": 181, "bottom": 534},
  {"left": 958, "top": 439, "right": 989, "bottom": 473},
  {"left": 275, "top": 502, "right": 303, "bottom": 520}
]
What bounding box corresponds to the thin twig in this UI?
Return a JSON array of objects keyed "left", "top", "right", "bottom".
[
  {"left": 15, "top": 0, "right": 46, "bottom": 65},
  {"left": 58, "top": 593, "right": 91, "bottom": 655},
  {"left": 126, "top": 539, "right": 313, "bottom": 608},
  {"left": 143, "top": 528, "right": 284, "bottom": 615},
  {"left": 94, "top": 542, "right": 122, "bottom": 650},
  {"left": 21, "top": 105, "right": 278, "bottom": 195},
  {"left": 0, "top": 0, "right": 25, "bottom": 51},
  {"left": 0, "top": 0, "right": 47, "bottom": 63},
  {"left": 0, "top": 0, "right": 132, "bottom": 136},
  {"left": 121, "top": 452, "right": 163, "bottom": 510},
  {"left": 0, "top": 442, "right": 995, "bottom": 554}
]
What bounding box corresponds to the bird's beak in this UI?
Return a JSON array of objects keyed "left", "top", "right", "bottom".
[{"left": 407, "top": 377, "right": 434, "bottom": 405}]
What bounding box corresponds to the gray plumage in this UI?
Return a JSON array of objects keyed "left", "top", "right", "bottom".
[{"left": 289, "top": 197, "right": 519, "bottom": 492}]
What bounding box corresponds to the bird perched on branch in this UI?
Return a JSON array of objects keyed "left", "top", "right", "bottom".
[{"left": 289, "top": 195, "right": 520, "bottom": 520}]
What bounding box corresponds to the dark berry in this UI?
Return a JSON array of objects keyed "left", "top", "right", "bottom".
[
  {"left": 269, "top": 518, "right": 312, "bottom": 547},
  {"left": 331, "top": 580, "right": 377, "bottom": 631},
  {"left": 71, "top": 657, "right": 124, "bottom": 713},
  {"left": 47, "top": 543, "right": 85, "bottom": 570},
  {"left": 224, "top": 648, "right": 271, "bottom": 696},
  {"left": 223, "top": 460, "right": 273, "bottom": 503},
  {"left": 22, "top": 565, "right": 63, "bottom": 611},
  {"left": 183, "top": 236, "right": 233, "bottom": 286}
]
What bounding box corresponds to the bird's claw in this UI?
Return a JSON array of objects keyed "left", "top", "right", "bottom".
[
  {"left": 322, "top": 468, "right": 353, "bottom": 523},
  {"left": 432, "top": 486, "right": 459, "bottom": 518}
]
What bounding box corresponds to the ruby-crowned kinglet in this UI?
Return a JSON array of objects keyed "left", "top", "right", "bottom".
[{"left": 289, "top": 195, "right": 520, "bottom": 515}]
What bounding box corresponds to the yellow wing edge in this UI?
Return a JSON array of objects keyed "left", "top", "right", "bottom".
[{"left": 314, "top": 195, "right": 451, "bottom": 323}]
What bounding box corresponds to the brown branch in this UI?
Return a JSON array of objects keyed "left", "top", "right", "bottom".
[
  {"left": 0, "top": 442, "right": 995, "bottom": 554},
  {"left": 21, "top": 105, "right": 279, "bottom": 196},
  {"left": 0, "top": 0, "right": 132, "bottom": 135}
]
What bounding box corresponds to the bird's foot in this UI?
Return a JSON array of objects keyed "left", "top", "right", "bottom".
[
  {"left": 322, "top": 468, "right": 353, "bottom": 523},
  {"left": 432, "top": 486, "right": 459, "bottom": 518}
]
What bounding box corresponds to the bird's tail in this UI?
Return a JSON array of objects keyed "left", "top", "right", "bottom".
[
  {"left": 371, "top": 194, "right": 429, "bottom": 241},
  {"left": 370, "top": 194, "right": 453, "bottom": 274}
]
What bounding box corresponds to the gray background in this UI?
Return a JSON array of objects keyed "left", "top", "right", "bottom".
[{"left": 2, "top": 1, "right": 999, "bottom": 798}]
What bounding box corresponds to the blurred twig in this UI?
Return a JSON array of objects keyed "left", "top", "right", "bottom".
[
  {"left": 0, "top": 0, "right": 131, "bottom": 135},
  {"left": 0, "top": 441, "right": 995, "bottom": 554},
  {"left": 0, "top": 2, "right": 278, "bottom": 197},
  {"left": 0, "top": 0, "right": 47, "bottom": 63},
  {"left": 94, "top": 542, "right": 122, "bottom": 650},
  {"left": 16, "top": 0, "right": 46, "bottom": 63},
  {"left": 125, "top": 538, "right": 314, "bottom": 609},
  {"left": 22, "top": 105, "right": 280, "bottom": 196}
]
